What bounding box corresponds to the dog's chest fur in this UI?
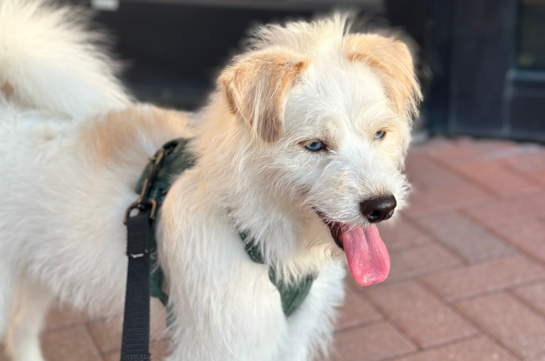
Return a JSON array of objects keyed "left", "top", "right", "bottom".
[{"left": 156, "top": 150, "right": 346, "bottom": 360}]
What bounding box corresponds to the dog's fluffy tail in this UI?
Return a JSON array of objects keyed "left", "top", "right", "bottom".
[{"left": 0, "top": 0, "right": 131, "bottom": 119}]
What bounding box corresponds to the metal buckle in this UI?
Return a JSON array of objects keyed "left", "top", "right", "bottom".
[
  {"left": 123, "top": 148, "right": 165, "bottom": 224},
  {"left": 123, "top": 199, "right": 157, "bottom": 224}
]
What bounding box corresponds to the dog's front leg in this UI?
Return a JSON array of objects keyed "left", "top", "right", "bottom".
[
  {"left": 159, "top": 226, "right": 287, "bottom": 357},
  {"left": 5, "top": 278, "right": 54, "bottom": 361},
  {"left": 157, "top": 177, "right": 290, "bottom": 361},
  {"left": 163, "top": 260, "right": 287, "bottom": 361}
]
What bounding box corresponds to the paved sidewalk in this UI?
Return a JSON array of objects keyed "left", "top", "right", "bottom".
[{"left": 2, "top": 137, "right": 545, "bottom": 361}]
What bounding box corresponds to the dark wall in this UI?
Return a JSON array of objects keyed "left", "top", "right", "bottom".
[
  {"left": 87, "top": 1, "right": 427, "bottom": 109},
  {"left": 95, "top": 3, "right": 316, "bottom": 108},
  {"left": 449, "top": 0, "right": 516, "bottom": 134},
  {"left": 428, "top": 0, "right": 545, "bottom": 142}
]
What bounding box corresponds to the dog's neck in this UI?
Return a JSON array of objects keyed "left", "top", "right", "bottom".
[{"left": 190, "top": 95, "right": 338, "bottom": 280}]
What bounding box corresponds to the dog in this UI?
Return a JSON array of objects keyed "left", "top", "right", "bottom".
[{"left": 0, "top": 1, "right": 421, "bottom": 360}]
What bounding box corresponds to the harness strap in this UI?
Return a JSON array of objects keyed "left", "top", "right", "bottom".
[
  {"left": 120, "top": 138, "right": 315, "bottom": 361},
  {"left": 135, "top": 139, "right": 196, "bottom": 306},
  {"left": 243, "top": 237, "right": 315, "bottom": 317}
]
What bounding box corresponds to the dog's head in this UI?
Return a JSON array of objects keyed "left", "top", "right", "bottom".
[{"left": 218, "top": 14, "right": 421, "bottom": 285}]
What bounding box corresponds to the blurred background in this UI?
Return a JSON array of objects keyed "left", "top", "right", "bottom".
[
  {"left": 79, "top": 0, "right": 545, "bottom": 143},
  {"left": 11, "top": 1, "right": 544, "bottom": 361}
]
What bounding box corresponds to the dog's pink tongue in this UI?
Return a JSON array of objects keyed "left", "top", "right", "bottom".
[{"left": 342, "top": 225, "right": 390, "bottom": 286}]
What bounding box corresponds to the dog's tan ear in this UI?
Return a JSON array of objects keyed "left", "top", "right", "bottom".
[
  {"left": 219, "top": 48, "right": 308, "bottom": 143},
  {"left": 345, "top": 34, "right": 422, "bottom": 119}
]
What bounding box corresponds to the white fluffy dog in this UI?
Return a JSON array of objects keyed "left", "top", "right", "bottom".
[{"left": 0, "top": 1, "right": 421, "bottom": 360}]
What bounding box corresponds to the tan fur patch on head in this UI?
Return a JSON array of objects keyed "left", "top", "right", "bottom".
[
  {"left": 219, "top": 48, "right": 308, "bottom": 143},
  {"left": 345, "top": 34, "right": 422, "bottom": 120}
]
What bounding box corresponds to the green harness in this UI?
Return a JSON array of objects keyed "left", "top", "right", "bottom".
[{"left": 135, "top": 138, "right": 314, "bottom": 318}]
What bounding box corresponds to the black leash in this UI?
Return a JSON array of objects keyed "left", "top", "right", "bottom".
[
  {"left": 120, "top": 147, "right": 166, "bottom": 361},
  {"left": 121, "top": 212, "right": 152, "bottom": 361},
  {"left": 120, "top": 139, "right": 195, "bottom": 361}
]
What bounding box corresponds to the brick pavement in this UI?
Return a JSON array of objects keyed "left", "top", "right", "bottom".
[{"left": 1, "top": 137, "right": 545, "bottom": 361}]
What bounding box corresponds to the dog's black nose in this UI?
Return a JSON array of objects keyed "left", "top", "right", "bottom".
[{"left": 360, "top": 195, "right": 397, "bottom": 223}]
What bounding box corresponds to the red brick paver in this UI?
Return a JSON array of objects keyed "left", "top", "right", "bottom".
[
  {"left": 42, "top": 326, "right": 102, "bottom": 361},
  {"left": 500, "top": 147, "right": 545, "bottom": 173},
  {"left": 392, "top": 337, "right": 517, "bottom": 361},
  {"left": 87, "top": 316, "right": 124, "bottom": 355},
  {"left": 0, "top": 344, "right": 8, "bottom": 361},
  {"left": 331, "top": 322, "right": 417, "bottom": 361},
  {"left": 404, "top": 153, "right": 466, "bottom": 191},
  {"left": 527, "top": 169, "right": 545, "bottom": 185},
  {"left": 426, "top": 143, "right": 485, "bottom": 166},
  {"left": 403, "top": 183, "right": 493, "bottom": 218},
  {"left": 495, "top": 219, "right": 545, "bottom": 264},
  {"left": 103, "top": 340, "right": 172, "bottom": 361},
  {"left": 420, "top": 254, "right": 545, "bottom": 302},
  {"left": 377, "top": 216, "right": 433, "bottom": 252},
  {"left": 361, "top": 281, "right": 477, "bottom": 348},
  {"left": 455, "top": 293, "right": 545, "bottom": 360},
  {"left": 387, "top": 243, "right": 463, "bottom": 283},
  {"left": 445, "top": 160, "right": 541, "bottom": 198},
  {"left": 464, "top": 192, "right": 545, "bottom": 230},
  {"left": 45, "top": 304, "right": 91, "bottom": 331},
  {"left": 415, "top": 211, "right": 513, "bottom": 263},
  {"left": 511, "top": 281, "right": 545, "bottom": 317},
  {"left": 2, "top": 137, "right": 545, "bottom": 361},
  {"left": 335, "top": 287, "right": 382, "bottom": 331}
]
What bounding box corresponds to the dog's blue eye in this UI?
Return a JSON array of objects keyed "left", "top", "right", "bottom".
[
  {"left": 305, "top": 141, "right": 324, "bottom": 152},
  {"left": 375, "top": 130, "right": 386, "bottom": 140}
]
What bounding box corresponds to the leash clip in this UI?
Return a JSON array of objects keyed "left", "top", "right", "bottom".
[
  {"left": 124, "top": 148, "right": 165, "bottom": 224},
  {"left": 123, "top": 199, "right": 157, "bottom": 224}
]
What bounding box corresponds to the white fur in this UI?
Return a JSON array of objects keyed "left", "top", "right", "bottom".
[
  {"left": 0, "top": 0, "right": 130, "bottom": 119},
  {"left": 0, "top": 2, "right": 419, "bottom": 361}
]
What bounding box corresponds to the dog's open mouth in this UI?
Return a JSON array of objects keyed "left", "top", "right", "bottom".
[{"left": 316, "top": 210, "right": 390, "bottom": 286}]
